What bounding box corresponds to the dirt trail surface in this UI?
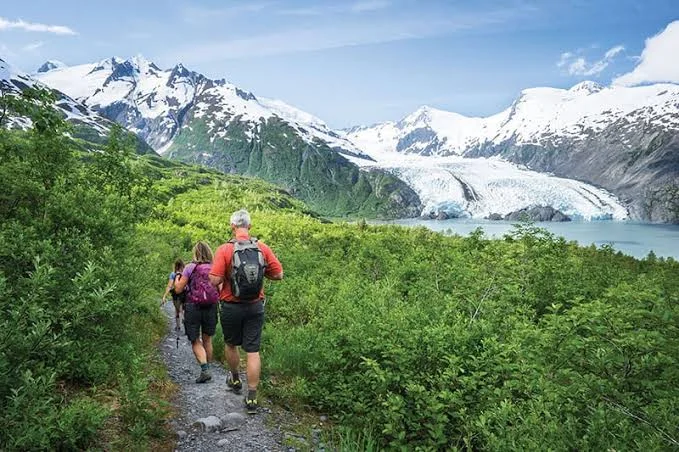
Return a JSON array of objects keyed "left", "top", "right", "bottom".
[{"left": 160, "top": 303, "right": 290, "bottom": 451}]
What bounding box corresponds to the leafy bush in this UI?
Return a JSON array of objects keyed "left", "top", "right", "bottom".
[{"left": 0, "top": 89, "right": 166, "bottom": 450}]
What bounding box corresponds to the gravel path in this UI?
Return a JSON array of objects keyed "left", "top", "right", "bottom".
[{"left": 160, "top": 303, "right": 289, "bottom": 451}]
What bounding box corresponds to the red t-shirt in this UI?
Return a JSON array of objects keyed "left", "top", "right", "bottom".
[{"left": 210, "top": 230, "right": 283, "bottom": 302}]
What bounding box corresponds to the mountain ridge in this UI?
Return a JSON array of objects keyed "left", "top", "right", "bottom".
[{"left": 35, "top": 56, "right": 420, "bottom": 218}]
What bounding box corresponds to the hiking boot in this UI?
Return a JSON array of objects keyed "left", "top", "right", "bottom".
[
  {"left": 227, "top": 375, "right": 243, "bottom": 394},
  {"left": 245, "top": 396, "right": 258, "bottom": 414},
  {"left": 195, "top": 370, "right": 212, "bottom": 383}
]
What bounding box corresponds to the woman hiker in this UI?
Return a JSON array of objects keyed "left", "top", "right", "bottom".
[{"left": 173, "top": 242, "right": 220, "bottom": 383}]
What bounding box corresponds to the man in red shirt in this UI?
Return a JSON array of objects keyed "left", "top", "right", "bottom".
[{"left": 209, "top": 209, "right": 283, "bottom": 413}]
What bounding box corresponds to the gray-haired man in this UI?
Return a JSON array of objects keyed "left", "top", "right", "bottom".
[{"left": 209, "top": 210, "right": 283, "bottom": 413}]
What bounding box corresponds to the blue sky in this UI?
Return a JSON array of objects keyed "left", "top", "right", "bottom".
[{"left": 1, "top": 0, "right": 678, "bottom": 127}]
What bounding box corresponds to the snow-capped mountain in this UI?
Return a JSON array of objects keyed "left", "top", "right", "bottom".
[
  {"left": 345, "top": 81, "right": 679, "bottom": 221},
  {"left": 1, "top": 57, "right": 153, "bottom": 154},
  {"left": 36, "top": 60, "right": 67, "bottom": 73},
  {"left": 346, "top": 81, "right": 679, "bottom": 157},
  {"left": 1, "top": 57, "right": 105, "bottom": 133},
  {"left": 35, "top": 55, "right": 368, "bottom": 158},
  {"left": 35, "top": 56, "right": 420, "bottom": 218}
]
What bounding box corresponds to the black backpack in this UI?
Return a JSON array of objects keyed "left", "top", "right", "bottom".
[{"left": 229, "top": 238, "right": 267, "bottom": 301}]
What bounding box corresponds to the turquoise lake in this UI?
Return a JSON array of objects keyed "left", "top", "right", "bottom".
[{"left": 375, "top": 219, "right": 679, "bottom": 260}]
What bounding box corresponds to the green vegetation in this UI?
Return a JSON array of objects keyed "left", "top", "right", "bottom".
[
  {"left": 166, "top": 115, "right": 422, "bottom": 219},
  {"left": 0, "top": 88, "right": 168, "bottom": 450},
  {"left": 2, "top": 89, "right": 678, "bottom": 450},
  {"left": 155, "top": 188, "right": 679, "bottom": 450}
]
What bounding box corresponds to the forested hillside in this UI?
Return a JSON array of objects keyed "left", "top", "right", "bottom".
[{"left": 1, "top": 90, "right": 678, "bottom": 450}]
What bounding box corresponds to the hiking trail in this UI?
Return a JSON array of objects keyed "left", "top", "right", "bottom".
[{"left": 160, "top": 303, "right": 304, "bottom": 451}]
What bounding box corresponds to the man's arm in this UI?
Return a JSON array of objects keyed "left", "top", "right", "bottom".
[
  {"left": 209, "top": 245, "right": 227, "bottom": 288},
  {"left": 268, "top": 271, "right": 283, "bottom": 280},
  {"left": 209, "top": 274, "right": 224, "bottom": 287},
  {"left": 261, "top": 243, "right": 284, "bottom": 280}
]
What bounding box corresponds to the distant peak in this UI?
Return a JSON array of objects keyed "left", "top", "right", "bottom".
[
  {"left": 413, "top": 105, "right": 436, "bottom": 115},
  {"left": 407, "top": 105, "right": 438, "bottom": 121},
  {"left": 169, "top": 62, "right": 192, "bottom": 78},
  {"left": 569, "top": 80, "right": 604, "bottom": 94},
  {"left": 91, "top": 56, "right": 123, "bottom": 72},
  {"left": 36, "top": 60, "right": 67, "bottom": 73},
  {"left": 404, "top": 105, "right": 469, "bottom": 124},
  {"left": 127, "top": 54, "right": 161, "bottom": 71}
]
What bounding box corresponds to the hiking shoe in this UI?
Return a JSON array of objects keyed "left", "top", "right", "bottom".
[
  {"left": 195, "top": 370, "right": 212, "bottom": 384},
  {"left": 245, "top": 397, "right": 258, "bottom": 414},
  {"left": 227, "top": 376, "right": 243, "bottom": 394}
]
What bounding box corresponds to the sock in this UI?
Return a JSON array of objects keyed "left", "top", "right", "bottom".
[
  {"left": 248, "top": 389, "right": 257, "bottom": 401},
  {"left": 232, "top": 371, "right": 240, "bottom": 382},
  {"left": 200, "top": 363, "right": 209, "bottom": 372}
]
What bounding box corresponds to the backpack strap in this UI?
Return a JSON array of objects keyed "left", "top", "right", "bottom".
[{"left": 186, "top": 261, "right": 206, "bottom": 283}]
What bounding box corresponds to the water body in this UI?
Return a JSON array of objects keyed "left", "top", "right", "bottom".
[{"left": 376, "top": 219, "right": 679, "bottom": 260}]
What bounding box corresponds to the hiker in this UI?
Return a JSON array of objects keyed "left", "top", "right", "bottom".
[
  {"left": 209, "top": 209, "right": 283, "bottom": 413},
  {"left": 173, "top": 241, "right": 220, "bottom": 383},
  {"left": 162, "top": 259, "right": 185, "bottom": 331}
]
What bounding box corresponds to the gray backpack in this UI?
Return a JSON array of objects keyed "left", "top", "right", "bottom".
[{"left": 229, "top": 238, "right": 266, "bottom": 301}]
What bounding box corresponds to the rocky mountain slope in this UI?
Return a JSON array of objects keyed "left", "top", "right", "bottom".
[
  {"left": 35, "top": 56, "right": 421, "bottom": 218},
  {"left": 346, "top": 81, "right": 679, "bottom": 221},
  {"left": 0, "top": 58, "right": 153, "bottom": 154}
]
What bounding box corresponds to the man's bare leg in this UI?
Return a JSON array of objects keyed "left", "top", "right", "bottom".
[
  {"left": 225, "top": 344, "right": 240, "bottom": 373},
  {"left": 246, "top": 352, "right": 261, "bottom": 391}
]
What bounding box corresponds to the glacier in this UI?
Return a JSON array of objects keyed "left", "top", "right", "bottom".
[{"left": 343, "top": 149, "right": 628, "bottom": 221}]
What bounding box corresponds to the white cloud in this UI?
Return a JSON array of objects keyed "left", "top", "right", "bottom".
[
  {"left": 0, "top": 16, "right": 77, "bottom": 35},
  {"left": 557, "top": 45, "right": 624, "bottom": 76},
  {"left": 613, "top": 20, "right": 679, "bottom": 86},
  {"left": 22, "top": 41, "right": 44, "bottom": 51}
]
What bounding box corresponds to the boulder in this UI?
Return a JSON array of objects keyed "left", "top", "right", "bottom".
[
  {"left": 193, "top": 415, "right": 222, "bottom": 433},
  {"left": 503, "top": 206, "right": 571, "bottom": 222},
  {"left": 221, "top": 412, "right": 246, "bottom": 429},
  {"left": 436, "top": 211, "right": 449, "bottom": 220}
]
